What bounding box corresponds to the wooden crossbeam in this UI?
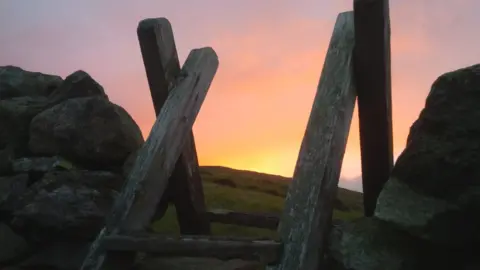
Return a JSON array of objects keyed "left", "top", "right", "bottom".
[
  {"left": 79, "top": 47, "right": 219, "bottom": 270},
  {"left": 137, "top": 18, "right": 210, "bottom": 234},
  {"left": 268, "top": 11, "right": 356, "bottom": 270},
  {"left": 101, "top": 234, "right": 282, "bottom": 264},
  {"left": 207, "top": 209, "right": 280, "bottom": 229},
  {"left": 354, "top": 0, "right": 394, "bottom": 216}
]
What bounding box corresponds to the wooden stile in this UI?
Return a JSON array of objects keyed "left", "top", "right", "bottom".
[
  {"left": 137, "top": 18, "right": 210, "bottom": 234},
  {"left": 353, "top": 0, "right": 394, "bottom": 216},
  {"left": 119, "top": 47, "right": 218, "bottom": 232},
  {"left": 79, "top": 1, "right": 397, "bottom": 267},
  {"left": 80, "top": 47, "right": 219, "bottom": 270},
  {"left": 268, "top": 11, "right": 357, "bottom": 270}
]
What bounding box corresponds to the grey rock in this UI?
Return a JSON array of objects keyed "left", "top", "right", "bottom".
[
  {"left": 11, "top": 156, "right": 77, "bottom": 186},
  {"left": 0, "top": 222, "right": 29, "bottom": 263},
  {"left": 375, "top": 64, "right": 480, "bottom": 247},
  {"left": 0, "top": 96, "right": 50, "bottom": 155},
  {"left": 48, "top": 70, "right": 108, "bottom": 105},
  {"left": 0, "top": 174, "right": 29, "bottom": 213},
  {"left": 10, "top": 170, "right": 124, "bottom": 242},
  {"left": 328, "top": 217, "right": 420, "bottom": 270},
  {"left": 0, "top": 147, "right": 14, "bottom": 175},
  {"left": 327, "top": 217, "right": 472, "bottom": 270},
  {"left": 29, "top": 96, "right": 144, "bottom": 169},
  {"left": 19, "top": 241, "right": 89, "bottom": 270},
  {"left": 11, "top": 156, "right": 75, "bottom": 174},
  {"left": 122, "top": 149, "right": 139, "bottom": 178},
  {"left": 0, "top": 66, "right": 62, "bottom": 100}
]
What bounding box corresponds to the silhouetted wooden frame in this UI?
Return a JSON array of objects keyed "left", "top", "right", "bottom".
[
  {"left": 268, "top": 11, "right": 356, "bottom": 270},
  {"left": 99, "top": 17, "right": 213, "bottom": 270},
  {"left": 354, "top": 0, "right": 394, "bottom": 216},
  {"left": 137, "top": 18, "right": 210, "bottom": 234},
  {"left": 79, "top": 47, "right": 219, "bottom": 270}
]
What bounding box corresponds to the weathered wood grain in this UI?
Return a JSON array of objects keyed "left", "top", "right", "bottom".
[
  {"left": 267, "top": 11, "right": 356, "bottom": 270},
  {"left": 137, "top": 17, "right": 210, "bottom": 234},
  {"left": 207, "top": 209, "right": 280, "bottom": 229},
  {"left": 353, "top": 0, "right": 394, "bottom": 216},
  {"left": 80, "top": 47, "right": 219, "bottom": 270},
  {"left": 102, "top": 234, "right": 282, "bottom": 264}
]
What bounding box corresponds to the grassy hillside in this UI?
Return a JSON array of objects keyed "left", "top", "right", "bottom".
[{"left": 151, "top": 166, "right": 363, "bottom": 239}]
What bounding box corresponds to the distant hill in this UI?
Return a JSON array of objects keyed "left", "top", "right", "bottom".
[{"left": 152, "top": 166, "right": 364, "bottom": 238}]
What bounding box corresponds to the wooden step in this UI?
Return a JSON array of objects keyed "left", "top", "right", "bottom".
[{"left": 101, "top": 234, "right": 282, "bottom": 265}]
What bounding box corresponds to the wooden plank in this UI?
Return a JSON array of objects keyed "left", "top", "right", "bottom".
[
  {"left": 207, "top": 209, "right": 279, "bottom": 230},
  {"left": 101, "top": 234, "right": 282, "bottom": 264},
  {"left": 79, "top": 47, "right": 219, "bottom": 270},
  {"left": 353, "top": 0, "right": 394, "bottom": 216},
  {"left": 268, "top": 11, "right": 356, "bottom": 270},
  {"left": 137, "top": 18, "right": 210, "bottom": 234}
]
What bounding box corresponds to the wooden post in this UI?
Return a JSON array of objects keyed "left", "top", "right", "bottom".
[
  {"left": 268, "top": 11, "right": 356, "bottom": 270},
  {"left": 137, "top": 18, "right": 210, "bottom": 234},
  {"left": 80, "top": 47, "right": 219, "bottom": 270},
  {"left": 353, "top": 0, "right": 394, "bottom": 216}
]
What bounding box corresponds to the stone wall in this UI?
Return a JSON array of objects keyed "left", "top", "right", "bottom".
[{"left": 0, "top": 66, "right": 144, "bottom": 269}]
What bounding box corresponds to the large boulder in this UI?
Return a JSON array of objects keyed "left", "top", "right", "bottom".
[
  {"left": 0, "top": 96, "right": 50, "bottom": 155},
  {"left": 327, "top": 218, "right": 477, "bottom": 270},
  {"left": 29, "top": 96, "right": 144, "bottom": 169},
  {"left": 47, "top": 70, "right": 108, "bottom": 105},
  {"left": 375, "top": 64, "right": 480, "bottom": 248},
  {"left": 0, "top": 66, "right": 62, "bottom": 100},
  {"left": 17, "top": 241, "right": 90, "bottom": 270},
  {"left": 0, "top": 222, "right": 29, "bottom": 263},
  {"left": 0, "top": 148, "right": 14, "bottom": 175},
  {"left": 0, "top": 174, "right": 29, "bottom": 215},
  {"left": 10, "top": 170, "right": 124, "bottom": 242},
  {"left": 0, "top": 69, "right": 115, "bottom": 158}
]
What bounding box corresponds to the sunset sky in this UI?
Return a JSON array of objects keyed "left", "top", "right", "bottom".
[{"left": 1, "top": 0, "right": 479, "bottom": 191}]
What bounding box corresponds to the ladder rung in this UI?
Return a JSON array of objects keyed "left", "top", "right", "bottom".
[
  {"left": 206, "top": 209, "right": 279, "bottom": 229},
  {"left": 101, "top": 234, "right": 282, "bottom": 264}
]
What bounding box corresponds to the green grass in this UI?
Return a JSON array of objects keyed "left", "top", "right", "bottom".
[{"left": 151, "top": 166, "right": 363, "bottom": 238}]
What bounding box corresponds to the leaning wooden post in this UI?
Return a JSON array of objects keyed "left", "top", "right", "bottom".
[
  {"left": 353, "top": 0, "right": 394, "bottom": 216},
  {"left": 137, "top": 18, "right": 211, "bottom": 234},
  {"left": 268, "top": 11, "right": 356, "bottom": 270},
  {"left": 79, "top": 47, "right": 219, "bottom": 270}
]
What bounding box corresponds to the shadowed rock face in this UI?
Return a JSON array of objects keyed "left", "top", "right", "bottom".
[
  {"left": 393, "top": 64, "right": 480, "bottom": 199},
  {"left": 376, "top": 64, "right": 480, "bottom": 247},
  {"left": 329, "top": 64, "right": 480, "bottom": 270},
  {"left": 0, "top": 66, "right": 145, "bottom": 269}
]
